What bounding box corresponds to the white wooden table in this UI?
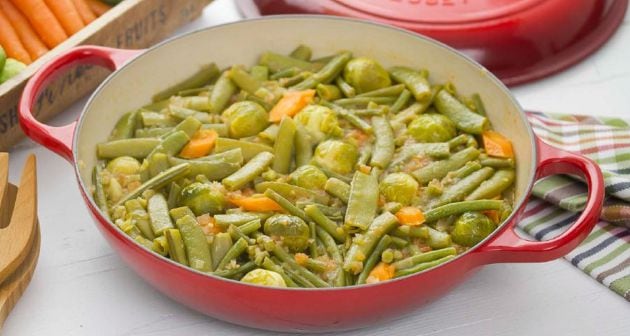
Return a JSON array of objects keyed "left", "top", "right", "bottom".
[{"left": 4, "top": 1, "right": 630, "bottom": 335}]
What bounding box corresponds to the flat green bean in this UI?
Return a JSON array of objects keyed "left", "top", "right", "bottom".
[
  {"left": 466, "top": 169, "right": 515, "bottom": 200},
  {"left": 165, "top": 229, "right": 188, "bottom": 265},
  {"left": 344, "top": 171, "right": 379, "bottom": 231},
  {"left": 412, "top": 147, "right": 480, "bottom": 184},
  {"left": 97, "top": 138, "right": 160, "bottom": 159},
  {"left": 356, "top": 84, "right": 405, "bottom": 98},
  {"left": 272, "top": 117, "right": 296, "bottom": 174},
  {"left": 433, "top": 167, "right": 495, "bottom": 207},
  {"left": 222, "top": 152, "right": 274, "bottom": 190},
  {"left": 304, "top": 204, "right": 346, "bottom": 243},
  {"left": 153, "top": 63, "right": 219, "bottom": 102},
  {"left": 255, "top": 181, "right": 330, "bottom": 204},
  {"left": 389, "top": 67, "right": 432, "bottom": 102},
  {"left": 390, "top": 89, "right": 411, "bottom": 114},
  {"left": 370, "top": 117, "right": 395, "bottom": 169},
  {"left": 356, "top": 235, "right": 392, "bottom": 285},
  {"left": 324, "top": 177, "right": 350, "bottom": 203},
  {"left": 215, "top": 137, "right": 273, "bottom": 161},
  {"left": 392, "top": 247, "right": 456, "bottom": 270},
  {"left": 344, "top": 212, "right": 399, "bottom": 274},
  {"left": 425, "top": 200, "right": 506, "bottom": 223},
  {"left": 109, "top": 111, "right": 138, "bottom": 140},
  {"left": 216, "top": 237, "right": 248, "bottom": 271},
  {"left": 175, "top": 215, "right": 212, "bottom": 271},
  {"left": 434, "top": 90, "right": 488, "bottom": 134},
  {"left": 115, "top": 163, "right": 190, "bottom": 206},
  {"left": 294, "top": 125, "right": 313, "bottom": 167},
  {"left": 147, "top": 193, "right": 174, "bottom": 236},
  {"left": 209, "top": 71, "right": 237, "bottom": 114}
]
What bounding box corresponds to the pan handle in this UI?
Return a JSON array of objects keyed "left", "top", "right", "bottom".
[
  {"left": 19, "top": 46, "right": 144, "bottom": 163},
  {"left": 474, "top": 137, "right": 604, "bottom": 263}
]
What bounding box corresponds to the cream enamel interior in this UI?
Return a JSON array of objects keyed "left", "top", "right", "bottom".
[{"left": 75, "top": 16, "right": 535, "bottom": 224}]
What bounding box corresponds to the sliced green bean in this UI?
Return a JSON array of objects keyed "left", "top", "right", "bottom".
[
  {"left": 471, "top": 93, "right": 487, "bottom": 116},
  {"left": 452, "top": 161, "right": 482, "bottom": 179},
  {"left": 304, "top": 205, "right": 345, "bottom": 243},
  {"left": 315, "top": 227, "right": 345, "bottom": 287},
  {"left": 153, "top": 63, "right": 219, "bottom": 102},
  {"left": 392, "top": 247, "right": 456, "bottom": 270},
  {"left": 216, "top": 237, "right": 248, "bottom": 271},
  {"left": 316, "top": 83, "right": 342, "bottom": 101},
  {"left": 229, "top": 66, "right": 263, "bottom": 95},
  {"left": 390, "top": 89, "right": 412, "bottom": 114},
  {"left": 480, "top": 155, "right": 515, "bottom": 169},
  {"left": 356, "top": 84, "right": 405, "bottom": 98},
  {"left": 394, "top": 255, "right": 455, "bottom": 278},
  {"left": 175, "top": 215, "right": 213, "bottom": 272},
  {"left": 412, "top": 147, "right": 480, "bottom": 184},
  {"left": 255, "top": 181, "right": 330, "bottom": 204},
  {"left": 211, "top": 232, "right": 233, "bottom": 270},
  {"left": 270, "top": 67, "right": 300, "bottom": 80},
  {"left": 213, "top": 261, "right": 257, "bottom": 279},
  {"left": 344, "top": 212, "right": 398, "bottom": 274},
  {"left": 433, "top": 167, "right": 495, "bottom": 207},
  {"left": 148, "top": 131, "right": 190, "bottom": 158},
  {"left": 164, "top": 229, "right": 188, "bottom": 266},
  {"left": 168, "top": 156, "right": 240, "bottom": 180},
  {"left": 324, "top": 177, "right": 350, "bottom": 203},
  {"left": 434, "top": 90, "right": 488, "bottom": 134},
  {"left": 263, "top": 189, "right": 309, "bottom": 223},
  {"left": 321, "top": 101, "right": 373, "bottom": 134},
  {"left": 336, "top": 76, "right": 356, "bottom": 97},
  {"left": 109, "top": 110, "right": 138, "bottom": 140},
  {"left": 291, "top": 52, "right": 352, "bottom": 90},
  {"left": 115, "top": 163, "right": 190, "bottom": 206},
  {"left": 259, "top": 124, "right": 279, "bottom": 142},
  {"left": 135, "top": 127, "right": 172, "bottom": 138},
  {"left": 215, "top": 137, "right": 273, "bottom": 161},
  {"left": 97, "top": 138, "right": 160, "bottom": 159},
  {"left": 222, "top": 152, "right": 274, "bottom": 191},
  {"left": 333, "top": 96, "right": 397, "bottom": 107},
  {"left": 370, "top": 117, "right": 394, "bottom": 169},
  {"left": 344, "top": 171, "right": 379, "bottom": 231},
  {"left": 167, "top": 182, "right": 181, "bottom": 209},
  {"left": 151, "top": 236, "right": 169, "bottom": 256},
  {"left": 170, "top": 96, "right": 210, "bottom": 112},
  {"left": 250, "top": 65, "right": 269, "bottom": 81},
  {"left": 272, "top": 117, "right": 296, "bottom": 174},
  {"left": 147, "top": 193, "right": 174, "bottom": 236},
  {"left": 289, "top": 44, "right": 312, "bottom": 61},
  {"left": 389, "top": 67, "right": 432, "bottom": 103},
  {"left": 259, "top": 51, "right": 320, "bottom": 73},
  {"left": 260, "top": 257, "right": 299, "bottom": 287},
  {"left": 356, "top": 235, "right": 392, "bottom": 285},
  {"left": 148, "top": 153, "right": 170, "bottom": 177},
  {"left": 92, "top": 163, "right": 109, "bottom": 219},
  {"left": 260, "top": 235, "right": 330, "bottom": 287},
  {"left": 169, "top": 105, "right": 211, "bottom": 123},
  {"left": 392, "top": 225, "right": 429, "bottom": 240},
  {"left": 140, "top": 111, "right": 178, "bottom": 128},
  {"left": 124, "top": 199, "right": 154, "bottom": 240},
  {"left": 466, "top": 169, "right": 516, "bottom": 200},
  {"left": 425, "top": 200, "right": 506, "bottom": 223},
  {"left": 161, "top": 116, "right": 202, "bottom": 139},
  {"left": 214, "top": 212, "right": 271, "bottom": 229},
  {"left": 294, "top": 124, "right": 313, "bottom": 167},
  {"left": 209, "top": 71, "right": 237, "bottom": 114},
  {"left": 200, "top": 123, "right": 229, "bottom": 137}
]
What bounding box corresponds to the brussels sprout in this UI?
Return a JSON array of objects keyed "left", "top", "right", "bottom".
[
  {"left": 451, "top": 211, "right": 497, "bottom": 247},
  {"left": 290, "top": 165, "right": 327, "bottom": 190},
  {"left": 106, "top": 156, "right": 141, "bottom": 175},
  {"left": 222, "top": 101, "right": 269, "bottom": 138},
  {"left": 264, "top": 214, "right": 310, "bottom": 252},
  {"left": 379, "top": 173, "right": 419, "bottom": 205},
  {"left": 241, "top": 269, "right": 287, "bottom": 287},
  {"left": 294, "top": 105, "right": 343, "bottom": 143},
  {"left": 179, "top": 182, "right": 226, "bottom": 216},
  {"left": 343, "top": 57, "right": 391, "bottom": 93},
  {"left": 313, "top": 140, "right": 358, "bottom": 175},
  {"left": 407, "top": 113, "right": 457, "bottom": 143}
]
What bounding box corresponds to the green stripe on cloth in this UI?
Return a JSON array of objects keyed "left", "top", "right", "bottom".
[{"left": 522, "top": 112, "right": 630, "bottom": 301}]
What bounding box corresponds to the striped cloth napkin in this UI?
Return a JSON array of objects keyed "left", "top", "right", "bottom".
[{"left": 521, "top": 112, "right": 630, "bottom": 301}]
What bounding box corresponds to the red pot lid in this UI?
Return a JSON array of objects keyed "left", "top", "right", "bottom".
[{"left": 238, "top": 0, "right": 628, "bottom": 86}]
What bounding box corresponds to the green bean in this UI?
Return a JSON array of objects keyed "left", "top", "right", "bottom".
[
  {"left": 308, "top": 221, "right": 318, "bottom": 258},
  {"left": 344, "top": 212, "right": 398, "bottom": 274},
  {"left": 153, "top": 63, "right": 219, "bottom": 102},
  {"left": 215, "top": 137, "right": 273, "bottom": 161},
  {"left": 434, "top": 167, "right": 495, "bottom": 207},
  {"left": 466, "top": 169, "right": 516, "bottom": 200},
  {"left": 148, "top": 153, "right": 171, "bottom": 177},
  {"left": 321, "top": 101, "right": 373, "bottom": 134},
  {"left": 370, "top": 117, "right": 395, "bottom": 169},
  {"left": 177, "top": 86, "right": 210, "bottom": 97},
  {"left": 169, "top": 206, "right": 196, "bottom": 222},
  {"left": 92, "top": 163, "right": 109, "bottom": 219},
  {"left": 235, "top": 219, "right": 261, "bottom": 236},
  {"left": 335, "top": 76, "right": 356, "bottom": 97},
  {"left": 302, "top": 257, "right": 328, "bottom": 273},
  {"left": 216, "top": 237, "right": 248, "bottom": 271},
  {"left": 324, "top": 177, "right": 350, "bottom": 203},
  {"left": 390, "top": 102, "right": 431, "bottom": 127},
  {"left": 170, "top": 96, "right": 210, "bottom": 112},
  {"left": 471, "top": 93, "right": 487, "bottom": 116},
  {"left": 318, "top": 165, "right": 352, "bottom": 184},
  {"left": 227, "top": 224, "right": 251, "bottom": 243},
  {"left": 175, "top": 215, "right": 213, "bottom": 272},
  {"left": 229, "top": 66, "right": 263, "bottom": 95},
  {"left": 390, "top": 89, "right": 412, "bottom": 114},
  {"left": 294, "top": 125, "right": 313, "bottom": 167},
  {"left": 135, "top": 127, "right": 172, "bottom": 138},
  {"left": 479, "top": 155, "right": 515, "bottom": 169},
  {"left": 148, "top": 131, "right": 190, "bottom": 158},
  {"left": 142, "top": 99, "right": 169, "bottom": 112},
  {"left": 263, "top": 189, "right": 309, "bottom": 223},
  {"left": 344, "top": 171, "right": 379, "bottom": 231},
  {"left": 289, "top": 44, "right": 312, "bottom": 61},
  {"left": 356, "top": 84, "right": 406, "bottom": 98},
  {"left": 200, "top": 123, "right": 229, "bottom": 137},
  {"left": 259, "top": 51, "right": 320, "bottom": 73},
  {"left": 260, "top": 235, "right": 330, "bottom": 287},
  {"left": 109, "top": 110, "right": 138, "bottom": 140},
  {"left": 392, "top": 225, "right": 429, "bottom": 239},
  {"left": 116, "top": 220, "right": 153, "bottom": 250},
  {"left": 448, "top": 134, "right": 470, "bottom": 149},
  {"left": 316, "top": 83, "right": 342, "bottom": 101},
  {"left": 356, "top": 235, "right": 393, "bottom": 285},
  {"left": 213, "top": 261, "right": 257, "bottom": 279},
  {"left": 280, "top": 72, "right": 312, "bottom": 88},
  {"left": 164, "top": 229, "right": 188, "bottom": 266},
  {"left": 452, "top": 161, "right": 482, "bottom": 179},
  {"left": 258, "top": 257, "right": 298, "bottom": 287},
  {"left": 357, "top": 145, "right": 373, "bottom": 167},
  {"left": 304, "top": 204, "right": 345, "bottom": 243},
  {"left": 222, "top": 152, "right": 274, "bottom": 190},
  {"left": 270, "top": 67, "right": 300, "bottom": 80},
  {"left": 394, "top": 255, "right": 455, "bottom": 278},
  {"left": 389, "top": 67, "right": 432, "bottom": 102},
  {"left": 314, "top": 227, "right": 345, "bottom": 286},
  {"left": 211, "top": 232, "right": 233, "bottom": 270},
  {"left": 391, "top": 143, "right": 450, "bottom": 170},
  {"left": 115, "top": 163, "right": 190, "bottom": 206},
  {"left": 412, "top": 147, "right": 480, "bottom": 184},
  {"left": 272, "top": 117, "right": 296, "bottom": 174},
  {"left": 333, "top": 96, "right": 397, "bottom": 107},
  {"left": 151, "top": 236, "right": 169, "bottom": 256},
  {"left": 193, "top": 148, "right": 243, "bottom": 164},
  {"left": 124, "top": 199, "right": 154, "bottom": 240},
  {"left": 424, "top": 200, "right": 505, "bottom": 223},
  {"left": 97, "top": 138, "right": 160, "bottom": 159},
  {"left": 167, "top": 182, "right": 181, "bottom": 209},
  {"left": 280, "top": 262, "right": 316, "bottom": 288},
  {"left": 168, "top": 156, "right": 240, "bottom": 180},
  {"left": 297, "top": 201, "right": 344, "bottom": 220},
  {"left": 209, "top": 71, "right": 237, "bottom": 114},
  {"left": 255, "top": 181, "right": 330, "bottom": 204},
  {"left": 147, "top": 193, "right": 174, "bottom": 236},
  {"left": 350, "top": 107, "right": 387, "bottom": 117},
  {"left": 169, "top": 105, "right": 211, "bottom": 123},
  {"left": 214, "top": 212, "right": 271, "bottom": 229},
  {"left": 390, "top": 236, "right": 409, "bottom": 248},
  {"left": 259, "top": 124, "right": 279, "bottom": 142},
  {"left": 250, "top": 65, "right": 269, "bottom": 81},
  {"left": 291, "top": 51, "right": 352, "bottom": 90},
  {"left": 392, "top": 247, "right": 456, "bottom": 270},
  {"left": 434, "top": 90, "right": 488, "bottom": 134}
]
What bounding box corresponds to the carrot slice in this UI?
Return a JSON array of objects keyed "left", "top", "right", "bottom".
[
  {"left": 85, "top": 0, "right": 111, "bottom": 17},
  {"left": 179, "top": 129, "right": 218, "bottom": 159},
  {"left": 395, "top": 207, "right": 426, "bottom": 226},
  {"left": 482, "top": 130, "right": 514, "bottom": 158},
  {"left": 367, "top": 262, "right": 395, "bottom": 283},
  {"left": 71, "top": 0, "right": 97, "bottom": 25},
  {"left": 43, "top": 0, "right": 85, "bottom": 35},
  {"left": 229, "top": 195, "right": 283, "bottom": 212},
  {"left": 0, "top": 9, "right": 32, "bottom": 64},
  {"left": 0, "top": 0, "right": 48, "bottom": 60},
  {"left": 269, "top": 89, "right": 315, "bottom": 122},
  {"left": 294, "top": 253, "right": 309, "bottom": 266},
  {"left": 10, "top": 0, "right": 68, "bottom": 48}
]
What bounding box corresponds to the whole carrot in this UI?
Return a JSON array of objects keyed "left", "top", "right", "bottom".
[
  {"left": 10, "top": 0, "right": 67, "bottom": 49},
  {"left": 43, "top": 0, "right": 84, "bottom": 35},
  {"left": 86, "top": 0, "right": 111, "bottom": 16},
  {"left": 71, "top": 0, "right": 97, "bottom": 25},
  {"left": 0, "top": 8, "right": 32, "bottom": 64},
  {"left": 0, "top": 0, "right": 48, "bottom": 60}
]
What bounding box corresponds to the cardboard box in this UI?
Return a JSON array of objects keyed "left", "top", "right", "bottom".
[{"left": 0, "top": 0, "right": 212, "bottom": 151}]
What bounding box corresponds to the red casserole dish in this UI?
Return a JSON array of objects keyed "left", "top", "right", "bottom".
[{"left": 18, "top": 17, "right": 604, "bottom": 332}]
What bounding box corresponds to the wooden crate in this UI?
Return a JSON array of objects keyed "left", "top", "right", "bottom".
[{"left": 0, "top": 0, "right": 212, "bottom": 151}]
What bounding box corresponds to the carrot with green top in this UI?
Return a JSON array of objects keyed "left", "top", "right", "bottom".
[
  {"left": 269, "top": 89, "right": 315, "bottom": 122},
  {"left": 11, "top": 0, "right": 68, "bottom": 48}
]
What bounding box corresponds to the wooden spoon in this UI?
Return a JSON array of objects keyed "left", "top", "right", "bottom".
[{"left": 0, "top": 154, "right": 39, "bottom": 328}]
